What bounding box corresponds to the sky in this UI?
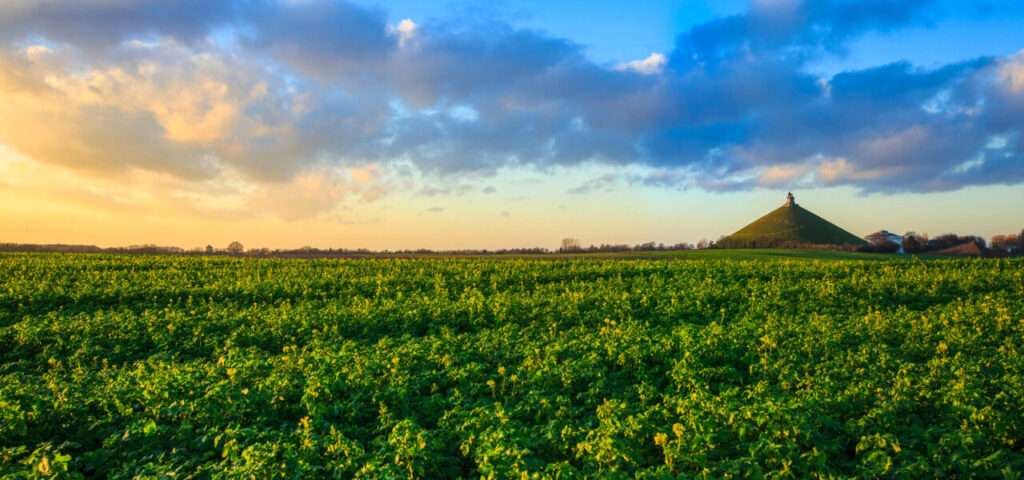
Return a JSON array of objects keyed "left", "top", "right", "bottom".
[{"left": 0, "top": 0, "right": 1022, "bottom": 250}]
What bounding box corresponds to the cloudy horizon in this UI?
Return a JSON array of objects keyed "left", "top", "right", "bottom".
[{"left": 1, "top": 0, "right": 1022, "bottom": 249}]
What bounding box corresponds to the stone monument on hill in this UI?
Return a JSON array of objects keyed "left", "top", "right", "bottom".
[{"left": 785, "top": 192, "right": 796, "bottom": 206}]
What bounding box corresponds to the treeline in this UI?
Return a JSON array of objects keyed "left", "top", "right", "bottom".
[
  {"left": 903, "top": 231, "right": 1023, "bottom": 256},
  {"left": 557, "top": 242, "right": 695, "bottom": 253},
  {"left": 387, "top": 247, "right": 552, "bottom": 255},
  {"left": 4, "top": 232, "right": 1020, "bottom": 257},
  {"left": 278, "top": 242, "right": 696, "bottom": 255},
  {"left": 268, "top": 246, "right": 554, "bottom": 255},
  {"left": 709, "top": 229, "right": 1024, "bottom": 257},
  {"left": 0, "top": 243, "right": 184, "bottom": 254},
  {"left": 0, "top": 241, "right": 700, "bottom": 257}
]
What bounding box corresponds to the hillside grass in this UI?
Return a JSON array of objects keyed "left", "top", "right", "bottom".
[{"left": 715, "top": 204, "right": 868, "bottom": 248}]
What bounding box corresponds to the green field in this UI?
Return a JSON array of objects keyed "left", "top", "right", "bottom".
[{"left": 2, "top": 253, "right": 1023, "bottom": 478}]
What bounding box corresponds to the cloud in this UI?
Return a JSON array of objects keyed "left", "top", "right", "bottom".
[
  {"left": 417, "top": 184, "right": 474, "bottom": 196},
  {"left": 247, "top": 165, "right": 389, "bottom": 220},
  {"left": 0, "top": 0, "right": 1020, "bottom": 196},
  {"left": 243, "top": 0, "right": 395, "bottom": 77},
  {"left": 388, "top": 19, "right": 418, "bottom": 48},
  {"left": 0, "top": 0, "right": 246, "bottom": 51},
  {"left": 481, "top": 185, "right": 497, "bottom": 194},
  {"left": 669, "top": 0, "right": 940, "bottom": 68},
  {"left": 0, "top": 144, "right": 389, "bottom": 223},
  {"left": 0, "top": 47, "right": 215, "bottom": 179},
  {"left": 567, "top": 174, "right": 617, "bottom": 194},
  {"left": 426, "top": 206, "right": 444, "bottom": 213},
  {"left": 616, "top": 53, "right": 666, "bottom": 75}
]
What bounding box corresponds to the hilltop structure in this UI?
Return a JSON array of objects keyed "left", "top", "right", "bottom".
[{"left": 714, "top": 193, "right": 867, "bottom": 249}]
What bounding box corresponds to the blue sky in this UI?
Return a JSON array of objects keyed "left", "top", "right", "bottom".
[
  {"left": 0, "top": 0, "right": 1021, "bottom": 249},
  {"left": 370, "top": 0, "right": 749, "bottom": 64},
  {"left": 375, "top": 1, "right": 1023, "bottom": 70}
]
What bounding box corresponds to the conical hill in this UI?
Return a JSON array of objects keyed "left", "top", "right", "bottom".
[{"left": 715, "top": 196, "right": 866, "bottom": 249}]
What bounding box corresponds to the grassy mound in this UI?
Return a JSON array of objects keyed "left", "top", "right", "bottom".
[{"left": 715, "top": 204, "right": 867, "bottom": 248}]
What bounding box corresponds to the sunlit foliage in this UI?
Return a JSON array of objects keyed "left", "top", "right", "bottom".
[{"left": 1, "top": 254, "right": 1022, "bottom": 478}]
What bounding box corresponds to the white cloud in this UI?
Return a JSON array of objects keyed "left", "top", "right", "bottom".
[
  {"left": 615, "top": 53, "right": 666, "bottom": 75},
  {"left": 754, "top": 164, "right": 809, "bottom": 186},
  {"left": 999, "top": 50, "right": 1024, "bottom": 92},
  {"left": 388, "top": 19, "right": 418, "bottom": 48}
]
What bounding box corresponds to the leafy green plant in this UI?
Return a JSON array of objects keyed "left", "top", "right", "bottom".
[{"left": 1, "top": 253, "right": 1022, "bottom": 477}]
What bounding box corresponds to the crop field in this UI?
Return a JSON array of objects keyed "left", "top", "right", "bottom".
[{"left": 2, "top": 253, "right": 1023, "bottom": 478}]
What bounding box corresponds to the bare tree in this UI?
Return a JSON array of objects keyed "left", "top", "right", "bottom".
[
  {"left": 227, "top": 241, "right": 244, "bottom": 255},
  {"left": 560, "top": 238, "right": 581, "bottom": 252}
]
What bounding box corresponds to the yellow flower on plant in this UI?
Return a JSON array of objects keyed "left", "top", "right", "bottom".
[{"left": 654, "top": 432, "right": 668, "bottom": 446}]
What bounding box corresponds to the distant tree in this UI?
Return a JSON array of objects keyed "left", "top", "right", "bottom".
[
  {"left": 634, "top": 241, "right": 657, "bottom": 251},
  {"left": 930, "top": 234, "right": 958, "bottom": 251},
  {"left": 227, "top": 241, "right": 244, "bottom": 254},
  {"left": 927, "top": 233, "right": 988, "bottom": 252},
  {"left": 903, "top": 231, "right": 925, "bottom": 253},
  {"left": 560, "top": 238, "right": 581, "bottom": 252},
  {"left": 990, "top": 235, "right": 1008, "bottom": 253},
  {"left": 205, "top": 245, "right": 214, "bottom": 254},
  {"left": 992, "top": 234, "right": 1020, "bottom": 255},
  {"left": 696, "top": 239, "right": 709, "bottom": 249}
]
